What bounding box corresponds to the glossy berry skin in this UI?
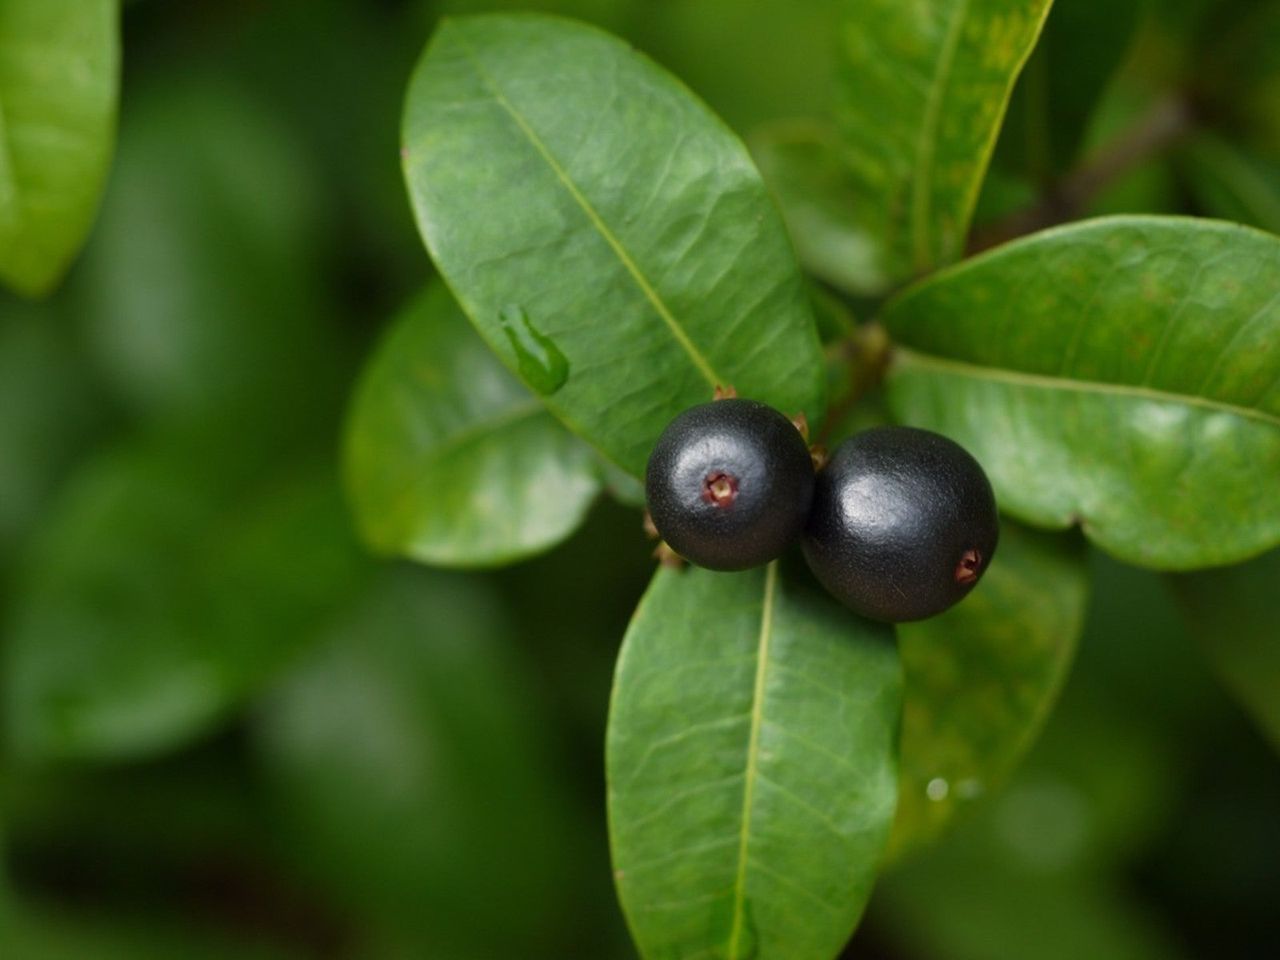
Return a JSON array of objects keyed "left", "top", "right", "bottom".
[
  {"left": 645, "top": 399, "right": 815, "bottom": 571},
  {"left": 802, "top": 426, "right": 998, "bottom": 622}
]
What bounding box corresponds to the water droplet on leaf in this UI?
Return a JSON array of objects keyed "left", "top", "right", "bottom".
[
  {"left": 499, "top": 304, "right": 569, "bottom": 395},
  {"left": 926, "top": 777, "right": 950, "bottom": 802}
]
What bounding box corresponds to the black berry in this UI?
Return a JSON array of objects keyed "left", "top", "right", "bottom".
[
  {"left": 645, "top": 399, "right": 815, "bottom": 571},
  {"left": 802, "top": 426, "right": 998, "bottom": 622}
]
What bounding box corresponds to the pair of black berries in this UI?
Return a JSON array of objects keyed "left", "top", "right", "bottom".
[{"left": 644, "top": 398, "right": 1000, "bottom": 623}]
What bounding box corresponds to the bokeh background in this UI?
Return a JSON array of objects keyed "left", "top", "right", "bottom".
[{"left": 2, "top": 1, "right": 1278, "bottom": 957}]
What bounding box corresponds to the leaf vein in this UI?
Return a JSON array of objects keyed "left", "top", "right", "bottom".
[
  {"left": 745, "top": 858, "right": 844, "bottom": 915},
  {"left": 895, "top": 347, "right": 1280, "bottom": 429},
  {"left": 765, "top": 722, "right": 860, "bottom": 775},
  {"left": 769, "top": 661, "right": 851, "bottom": 702},
  {"left": 726, "top": 561, "right": 777, "bottom": 959},
  {"left": 621, "top": 711, "right": 753, "bottom": 787},
  {"left": 1139, "top": 251, "right": 1231, "bottom": 385},
  {"left": 620, "top": 772, "right": 747, "bottom": 832},
  {"left": 756, "top": 771, "right": 850, "bottom": 840},
  {"left": 620, "top": 836, "right": 739, "bottom": 877},
  {"left": 1194, "top": 287, "right": 1280, "bottom": 399},
  {"left": 452, "top": 30, "right": 724, "bottom": 390}
]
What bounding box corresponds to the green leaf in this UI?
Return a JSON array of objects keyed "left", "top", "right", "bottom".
[
  {"left": 256, "top": 568, "right": 576, "bottom": 956},
  {"left": 344, "top": 282, "right": 601, "bottom": 567},
  {"left": 595, "top": 450, "right": 647, "bottom": 508},
  {"left": 233, "top": 0, "right": 431, "bottom": 292},
  {"left": 80, "top": 79, "right": 338, "bottom": 426},
  {"left": 1176, "top": 134, "right": 1280, "bottom": 235},
  {"left": 890, "top": 523, "right": 1088, "bottom": 858},
  {"left": 4, "top": 435, "right": 369, "bottom": 761},
  {"left": 607, "top": 562, "right": 901, "bottom": 960},
  {"left": 1171, "top": 548, "right": 1280, "bottom": 752},
  {"left": 884, "top": 215, "right": 1280, "bottom": 570},
  {"left": 752, "top": 120, "right": 890, "bottom": 297},
  {"left": 835, "top": 0, "right": 1054, "bottom": 282},
  {"left": 0, "top": 298, "right": 102, "bottom": 561},
  {"left": 0, "top": 0, "right": 119, "bottom": 297},
  {"left": 622, "top": 0, "right": 840, "bottom": 135},
  {"left": 402, "top": 14, "right": 825, "bottom": 476}
]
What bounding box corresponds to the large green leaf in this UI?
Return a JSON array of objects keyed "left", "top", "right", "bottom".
[
  {"left": 402, "top": 14, "right": 824, "bottom": 476},
  {"left": 752, "top": 120, "right": 890, "bottom": 297},
  {"left": 0, "top": 298, "right": 101, "bottom": 562},
  {"left": 4, "top": 434, "right": 369, "bottom": 761},
  {"left": 890, "top": 523, "right": 1088, "bottom": 858},
  {"left": 835, "top": 0, "right": 1053, "bottom": 282},
  {"left": 884, "top": 216, "right": 1280, "bottom": 570},
  {"left": 344, "top": 283, "right": 601, "bottom": 567},
  {"left": 0, "top": 0, "right": 119, "bottom": 297},
  {"left": 1171, "top": 548, "right": 1280, "bottom": 751},
  {"left": 80, "top": 79, "right": 338, "bottom": 426},
  {"left": 622, "top": 0, "right": 840, "bottom": 135},
  {"left": 256, "top": 568, "right": 577, "bottom": 956},
  {"left": 607, "top": 562, "right": 901, "bottom": 960}
]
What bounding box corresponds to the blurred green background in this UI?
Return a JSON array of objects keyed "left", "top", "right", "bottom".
[{"left": 2, "top": 1, "right": 1279, "bottom": 957}]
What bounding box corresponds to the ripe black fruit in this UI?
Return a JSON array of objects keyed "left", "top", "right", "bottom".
[
  {"left": 645, "top": 399, "right": 814, "bottom": 571},
  {"left": 802, "top": 426, "right": 998, "bottom": 622}
]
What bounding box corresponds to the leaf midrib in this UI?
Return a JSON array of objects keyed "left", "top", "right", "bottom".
[
  {"left": 373, "top": 394, "right": 550, "bottom": 537},
  {"left": 726, "top": 560, "right": 778, "bottom": 958},
  {"left": 449, "top": 26, "right": 725, "bottom": 390},
  {"left": 0, "top": 86, "right": 22, "bottom": 238},
  {"left": 893, "top": 347, "right": 1280, "bottom": 429},
  {"left": 383, "top": 399, "right": 548, "bottom": 519}
]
